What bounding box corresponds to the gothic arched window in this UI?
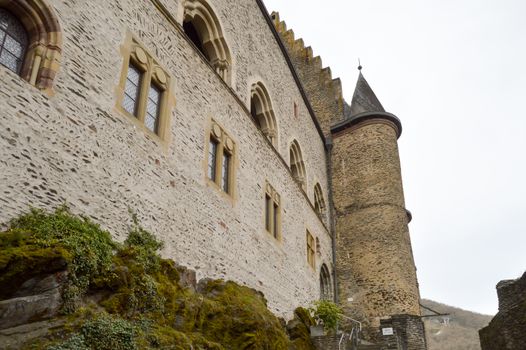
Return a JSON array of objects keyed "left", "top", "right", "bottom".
[
  {"left": 0, "top": 1, "right": 62, "bottom": 91},
  {"left": 183, "top": 0, "right": 232, "bottom": 84},
  {"left": 250, "top": 81, "right": 278, "bottom": 146},
  {"left": 0, "top": 9, "right": 28, "bottom": 74},
  {"left": 313, "top": 183, "right": 326, "bottom": 216},
  {"left": 320, "top": 264, "right": 332, "bottom": 300},
  {"left": 289, "top": 140, "right": 306, "bottom": 189}
]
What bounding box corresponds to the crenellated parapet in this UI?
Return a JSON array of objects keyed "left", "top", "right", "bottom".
[{"left": 271, "top": 12, "right": 344, "bottom": 136}]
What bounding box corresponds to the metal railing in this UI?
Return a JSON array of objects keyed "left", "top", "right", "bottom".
[
  {"left": 340, "top": 314, "right": 362, "bottom": 333},
  {"left": 337, "top": 314, "right": 362, "bottom": 350}
]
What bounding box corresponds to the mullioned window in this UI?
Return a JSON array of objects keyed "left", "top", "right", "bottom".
[
  {"left": 207, "top": 120, "right": 236, "bottom": 196},
  {"left": 116, "top": 32, "right": 174, "bottom": 141}
]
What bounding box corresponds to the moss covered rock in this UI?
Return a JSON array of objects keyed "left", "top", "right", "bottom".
[{"left": 0, "top": 208, "right": 316, "bottom": 350}]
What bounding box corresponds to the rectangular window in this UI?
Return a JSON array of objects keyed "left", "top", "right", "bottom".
[
  {"left": 265, "top": 194, "right": 272, "bottom": 232},
  {"left": 264, "top": 183, "right": 281, "bottom": 240},
  {"left": 123, "top": 63, "right": 142, "bottom": 117},
  {"left": 145, "top": 84, "right": 162, "bottom": 133},
  {"left": 208, "top": 138, "right": 218, "bottom": 181},
  {"left": 307, "top": 231, "right": 315, "bottom": 268},
  {"left": 273, "top": 202, "right": 279, "bottom": 239},
  {"left": 221, "top": 152, "right": 231, "bottom": 193}
]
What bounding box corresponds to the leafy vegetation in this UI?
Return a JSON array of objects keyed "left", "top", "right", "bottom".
[
  {"left": 310, "top": 300, "right": 343, "bottom": 332},
  {"left": 0, "top": 207, "right": 316, "bottom": 350},
  {"left": 0, "top": 206, "right": 115, "bottom": 311}
]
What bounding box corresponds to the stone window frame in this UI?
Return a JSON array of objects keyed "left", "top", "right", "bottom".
[
  {"left": 320, "top": 263, "right": 333, "bottom": 300},
  {"left": 306, "top": 230, "right": 316, "bottom": 269},
  {"left": 180, "top": 0, "right": 232, "bottom": 85},
  {"left": 0, "top": 0, "right": 62, "bottom": 93},
  {"left": 313, "top": 183, "right": 326, "bottom": 217},
  {"left": 205, "top": 119, "right": 236, "bottom": 198},
  {"left": 289, "top": 139, "right": 307, "bottom": 190},
  {"left": 264, "top": 182, "right": 281, "bottom": 241},
  {"left": 116, "top": 32, "right": 174, "bottom": 141},
  {"left": 249, "top": 81, "right": 279, "bottom": 147}
]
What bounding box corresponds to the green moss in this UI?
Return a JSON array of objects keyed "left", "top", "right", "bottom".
[
  {"left": 0, "top": 243, "right": 71, "bottom": 299},
  {"left": 287, "top": 308, "right": 316, "bottom": 350},
  {"left": 194, "top": 280, "right": 291, "bottom": 350},
  {"left": 3, "top": 208, "right": 317, "bottom": 350},
  {"left": 0, "top": 207, "right": 114, "bottom": 306}
]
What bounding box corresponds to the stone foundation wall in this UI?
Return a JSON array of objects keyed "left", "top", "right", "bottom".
[{"left": 382, "top": 315, "right": 427, "bottom": 350}]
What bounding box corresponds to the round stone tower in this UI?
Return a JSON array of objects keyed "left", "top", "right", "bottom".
[{"left": 330, "top": 72, "right": 425, "bottom": 346}]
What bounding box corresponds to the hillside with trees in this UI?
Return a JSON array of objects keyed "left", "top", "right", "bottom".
[{"left": 421, "top": 299, "right": 493, "bottom": 350}]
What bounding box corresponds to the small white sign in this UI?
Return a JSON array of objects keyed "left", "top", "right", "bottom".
[{"left": 382, "top": 327, "right": 394, "bottom": 336}]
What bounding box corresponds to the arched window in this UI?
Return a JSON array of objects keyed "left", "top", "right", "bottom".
[
  {"left": 313, "top": 183, "right": 326, "bottom": 216},
  {"left": 289, "top": 140, "right": 306, "bottom": 189},
  {"left": 183, "top": 0, "right": 231, "bottom": 84},
  {"left": 0, "top": 1, "right": 62, "bottom": 90},
  {"left": 320, "top": 264, "right": 332, "bottom": 300},
  {"left": 0, "top": 9, "right": 28, "bottom": 74},
  {"left": 250, "top": 82, "right": 278, "bottom": 146}
]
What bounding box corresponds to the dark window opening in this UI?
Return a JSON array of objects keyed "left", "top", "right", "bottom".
[
  {"left": 208, "top": 138, "right": 218, "bottom": 181},
  {"left": 250, "top": 98, "right": 262, "bottom": 129},
  {"left": 265, "top": 194, "right": 271, "bottom": 232},
  {"left": 222, "top": 152, "right": 231, "bottom": 193},
  {"left": 183, "top": 20, "right": 209, "bottom": 61},
  {"left": 273, "top": 203, "right": 279, "bottom": 238}
]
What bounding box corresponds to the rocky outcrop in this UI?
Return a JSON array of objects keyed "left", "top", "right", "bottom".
[
  {"left": 0, "top": 271, "right": 67, "bottom": 330},
  {"left": 0, "top": 208, "right": 317, "bottom": 349}
]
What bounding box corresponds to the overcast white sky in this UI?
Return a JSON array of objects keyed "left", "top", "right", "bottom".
[{"left": 263, "top": 0, "right": 526, "bottom": 315}]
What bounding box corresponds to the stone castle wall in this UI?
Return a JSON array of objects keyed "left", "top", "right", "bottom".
[
  {"left": 331, "top": 121, "right": 421, "bottom": 332},
  {"left": 0, "top": 0, "right": 333, "bottom": 318},
  {"left": 479, "top": 272, "right": 526, "bottom": 350},
  {"left": 272, "top": 12, "right": 345, "bottom": 137}
]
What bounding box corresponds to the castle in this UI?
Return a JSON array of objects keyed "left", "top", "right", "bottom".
[{"left": 0, "top": 0, "right": 426, "bottom": 347}]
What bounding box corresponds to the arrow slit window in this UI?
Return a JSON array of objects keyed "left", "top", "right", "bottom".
[{"left": 306, "top": 231, "right": 316, "bottom": 269}]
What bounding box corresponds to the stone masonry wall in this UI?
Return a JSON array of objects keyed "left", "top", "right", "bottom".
[
  {"left": 479, "top": 272, "right": 526, "bottom": 350},
  {"left": 331, "top": 121, "right": 421, "bottom": 336},
  {"left": 0, "top": 0, "right": 333, "bottom": 319},
  {"left": 383, "top": 315, "right": 427, "bottom": 350}
]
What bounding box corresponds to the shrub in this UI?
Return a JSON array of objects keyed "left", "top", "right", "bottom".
[
  {"left": 310, "top": 300, "right": 343, "bottom": 333},
  {"left": 124, "top": 213, "right": 164, "bottom": 273},
  {"left": 47, "top": 314, "right": 138, "bottom": 350}
]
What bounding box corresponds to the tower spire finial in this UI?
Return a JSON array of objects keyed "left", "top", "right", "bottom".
[{"left": 358, "top": 58, "right": 362, "bottom": 71}]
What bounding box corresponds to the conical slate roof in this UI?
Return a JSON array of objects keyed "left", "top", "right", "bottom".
[
  {"left": 349, "top": 72, "right": 385, "bottom": 117},
  {"left": 332, "top": 71, "right": 402, "bottom": 138}
]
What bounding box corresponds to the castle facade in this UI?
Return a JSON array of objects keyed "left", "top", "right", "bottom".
[{"left": 0, "top": 0, "right": 426, "bottom": 347}]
